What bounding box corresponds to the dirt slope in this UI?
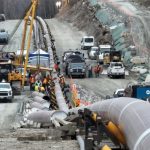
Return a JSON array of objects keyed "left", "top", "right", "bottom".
[
  {"left": 57, "top": 0, "right": 112, "bottom": 45},
  {"left": 134, "top": 0, "right": 150, "bottom": 6}
]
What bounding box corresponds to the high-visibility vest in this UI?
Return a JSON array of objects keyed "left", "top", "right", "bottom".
[
  {"left": 40, "top": 86, "right": 45, "bottom": 91},
  {"left": 35, "top": 86, "right": 39, "bottom": 91},
  {"left": 30, "top": 77, "right": 35, "bottom": 83},
  {"left": 35, "top": 81, "right": 42, "bottom": 87},
  {"left": 43, "top": 78, "right": 47, "bottom": 84},
  {"left": 76, "top": 99, "right": 80, "bottom": 107}
]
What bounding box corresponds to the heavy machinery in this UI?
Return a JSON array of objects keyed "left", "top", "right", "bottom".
[
  {"left": 19, "top": 0, "right": 38, "bottom": 88},
  {"left": 124, "top": 83, "right": 150, "bottom": 101},
  {"left": 97, "top": 45, "right": 122, "bottom": 65},
  {"left": 0, "top": 57, "right": 22, "bottom": 95}
]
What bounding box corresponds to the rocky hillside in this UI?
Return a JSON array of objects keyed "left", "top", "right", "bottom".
[
  {"left": 133, "top": 0, "right": 150, "bottom": 7},
  {"left": 0, "top": 0, "right": 57, "bottom": 19},
  {"left": 57, "top": 0, "right": 112, "bottom": 45}
]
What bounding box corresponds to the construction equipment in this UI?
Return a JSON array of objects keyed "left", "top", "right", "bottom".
[
  {"left": 124, "top": 83, "right": 150, "bottom": 101},
  {"left": 75, "top": 108, "right": 126, "bottom": 150},
  {"left": 18, "top": 0, "right": 38, "bottom": 88},
  {"left": 0, "top": 58, "right": 22, "bottom": 94}
]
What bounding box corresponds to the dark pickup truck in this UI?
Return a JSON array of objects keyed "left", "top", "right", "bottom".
[{"left": 63, "top": 52, "right": 86, "bottom": 78}]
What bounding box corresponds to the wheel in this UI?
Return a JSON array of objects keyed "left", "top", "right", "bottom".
[
  {"left": 8, "top": 99, "right": 12, "bottom": 103},
  {"left": 122, "top": 74, "right": 125, "bottom": 79},
  {"left": 82, "top": 74, "right": 86, "bottom": 78}
]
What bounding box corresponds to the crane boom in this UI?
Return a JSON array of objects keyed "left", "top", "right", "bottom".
[{"left": 20, "top": 0, "right": 38, "bottom": 88}]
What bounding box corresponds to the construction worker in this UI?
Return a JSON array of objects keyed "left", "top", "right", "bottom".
[
  {"left": 76, "top": 99, "right": 80, "bottom": 107},
  {"left": 46, "top": 74, "right": 50, "bottom": 82},
  {"left": 54, "top": 63, "right": 60, "bottom": 75},
  {"left": 29, "top": 75, "right": 35, "bottom": 91},
  {"left": 94, "top": 64, "right": 101, "bottom": 78},
  {"left": 34, "top": 80, "right": 42, "bottom": 91},
  {"left": 40, "top": 86, "right": 45, "bottom": 93},
  {"left": 59, "top": 74, "right": 65, "bottom": 88},
  {"left": 35, "top": 71, "right": 42, "bottom": 80},
  {"left": 42, "top": 76, "right": 48, "bottom": 88},
  {"left": 88, "top": 64, "right": 93, "bottom": 78}
]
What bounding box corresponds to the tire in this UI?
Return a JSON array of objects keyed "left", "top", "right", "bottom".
[
  {"left": 8, "top": 99, "right": 12, "bottom": 103},
  {"left": 82, "top": 74, "right": 86, "bottom": 78},
  {"left": 122, "top": 74, "right": 125, "bottom": 79}
]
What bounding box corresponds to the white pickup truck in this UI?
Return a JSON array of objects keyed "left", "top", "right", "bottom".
[
  {"left": 0, "top": 82, "right": 13, "bottom": 102},
  {"left": 107, "top": 62, "right": 125, "bottom": 78}
]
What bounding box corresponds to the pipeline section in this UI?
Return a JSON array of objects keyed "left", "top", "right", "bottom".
[
  {"left": 76, "top": 135, "right": 85, "bottom": 150},
  {"left": 36, "top": 16, "right": 69, "bottom": 113},
  {"left": 70, "top": 97, "right": 150, "bottom": 150}
]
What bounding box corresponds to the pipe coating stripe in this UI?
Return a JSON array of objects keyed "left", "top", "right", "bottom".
[
  {"left": 118, "top": 101, "right": 143, "bottom": 123},
  {"left": 133, "top": 128, "right": 150, "bottom": 150}
]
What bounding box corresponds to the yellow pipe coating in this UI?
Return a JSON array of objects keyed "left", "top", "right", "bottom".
[
  {"left": 106, "top": 121, "right": 126, "bottom": 145},
  {"left": 101, "top": 145, "right": 112, "bottom": 150}
]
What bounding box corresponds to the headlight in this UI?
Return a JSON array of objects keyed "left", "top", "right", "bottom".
[
  {"left": 82, "top": 69, "right": 85, "bottom": 72},
  {"left": 70, "top": 69, "right": 73, "bottom": 72},
  {"left": 8, "top": 91, "right": 12, "bottom": 95}
]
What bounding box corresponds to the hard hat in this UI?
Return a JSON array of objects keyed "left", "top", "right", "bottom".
[{"left": 41, "top": 87, "right": 45, "bottom": 91}]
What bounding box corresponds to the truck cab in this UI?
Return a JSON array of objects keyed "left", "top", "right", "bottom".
[
  {"left": 67, "top": 61, "right": 86, "bottom": 78},
  {"left": 81, "top": 36, "right": 94, "bottom": 50},
  {"left": 97, "top": 45, "right": 111, "bottom": 64},
  {"left": 107, "top": 62, "right": 125, "bottom": 78},
  {"left": 0, "top": 82, "right": 13, "bottom": 102}
]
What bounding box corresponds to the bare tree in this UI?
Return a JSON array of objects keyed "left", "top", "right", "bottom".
[{"left": 0, "top": 0, "right": 57, "bottom": 19}]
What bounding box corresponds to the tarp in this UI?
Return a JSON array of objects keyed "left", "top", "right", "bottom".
[{"left": 28, "top": 49, "right": 50, "bottom": 67}]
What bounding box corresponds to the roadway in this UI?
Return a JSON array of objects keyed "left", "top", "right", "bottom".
[
  {"left": 0, "top": 20, "right": 34, "bottom": 52},
  {"left": 47, "top": 18, "right": 135, "bottom": 100}
]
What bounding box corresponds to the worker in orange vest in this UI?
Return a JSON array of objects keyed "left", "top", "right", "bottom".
[
  {"left": 42, "top": 76, "right": 48, "bottom": 88},
  {"left": 76, "top": 99, "right": 80, "bottom": 107},
  {"left": 29, "top": 75, "right": 35, "bottom": 91},
  {"left": 94, "top": 64, "right": 101, "bottom": 78}
]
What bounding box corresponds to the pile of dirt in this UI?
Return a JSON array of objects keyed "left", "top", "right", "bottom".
[{"left": 57, "top": 0, "right": 112, "bottom": 45}]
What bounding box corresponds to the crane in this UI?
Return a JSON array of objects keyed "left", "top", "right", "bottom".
[{"left": 19, "top": 0, "right": 38, "bottom": 88}]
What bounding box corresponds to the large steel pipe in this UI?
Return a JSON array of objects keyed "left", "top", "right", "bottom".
[
  {"left": 36, "top": 16, "right": 69, "bottom": 113},
  {"left": 76, "top": 135, "right": 85, "bottom": 150},
  {"left": 54, "top": 81, "right": 69, "bottom": 113},
  {"left": 70, "top": 97, "right": 150, "bottom": 150}
]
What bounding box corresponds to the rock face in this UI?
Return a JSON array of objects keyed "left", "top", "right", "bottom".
[
  {"left": 0, "top": 0, "right": 57, "bottom": 19},
  {"left": 132, "top": 0, "right": 150, "bottom": 7}
]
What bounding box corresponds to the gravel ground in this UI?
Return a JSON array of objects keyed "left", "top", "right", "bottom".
[
  {"left": 0, "top": 128, "right": 79, "bottom": 150},
  {"left": 46, "top": 18, "right": 135, "bottom": 102}
]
